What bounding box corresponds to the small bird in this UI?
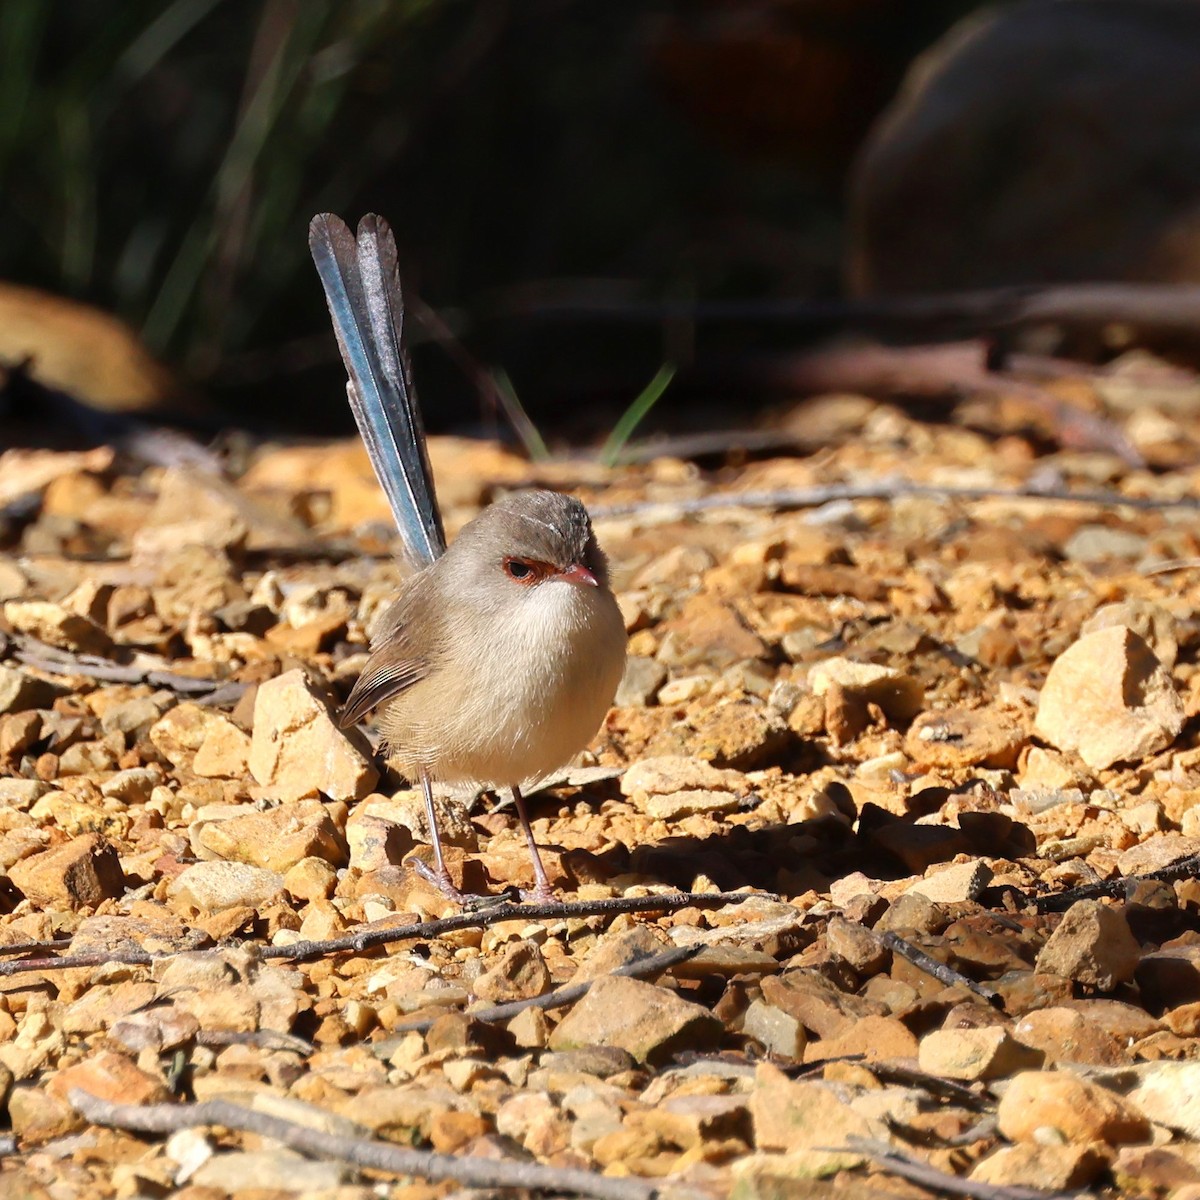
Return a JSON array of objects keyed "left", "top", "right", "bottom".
[{"left": 308, "top": 213, "right": 627, "bottom": 902}]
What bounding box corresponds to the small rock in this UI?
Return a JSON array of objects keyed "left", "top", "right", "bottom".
[
  {"left": 1083, "top": 599, "right": 1179, "bottom": 668},
  {"left": 508, "top": 1006, "right": 550, "bottom": 1050},
  {"left": 904, "top": 707, "right": 1027, "bottom": 770},
  {"left": 824, "top": 916, "right": 889, "bottom": 975},
  {"left": 904, "top": 859, "right": 993, "bottom": 904},
  {"left": 750, "top": 1062, "right": 878, "bottom": 1169},
  {"left": 803, "top": 1014, "right": 918, "bottom": 1063},
  {"left": 168, "top": 861, "right": 286, "bottom": 912},
  {"left": 614, "top": 656, "right": 667, "bottom": 706},
  {"left": 474, "top": 940, "right": 552, "bottom": 1003},
  {"left": 869, "top": 822, "right": 970, "bottom": 874},
  {"left": 1035, "top": 900, "right": 1141, "bottom": 991},
  {"left": 620, "top": 755, "right": 745, "bottom": 799},
  {"left": 742, "top": 999, "right": 807, "bottom": 1060},
  {"left": 548, "top": 975, "right": 721, "bottom": 1065},
  {"left": 282, "top": 856, "right": 338, "bottom": 902},
  {"left": 48, "top": 1049, "right": 167, "bottom": 1106},
  {"left": 996, "top": 1070, "right": 1149, "bottom": 1145},
  {"left": 643, "top": 789, "right": 742, "bottom": 820},
  {"left": 191, "top": 716, "right": 252, "bottom": 778},
  {"left": 1034, "top": 627, "right": 1184, "bottom": 770},
  {"left": 1117, "top": 832, "right": 1200, "bottom": 876},
  {"left": 0, "top": 666, "right": 58, "bottom": 714},
  {"left": 0, "top": 779, "right": 50, "bottom": 809},
  {"left": 191, "top": 1151, "right": 348, "bottom": 1193},
  {"left": 808, "top": 657, "right": 924, "bottom": 720},
  {"left": 100, "top": 767, "right": 162, "bottom": 805},
  {"left": 192, "top": 800, "right": 347, "bottom": 872},
  {"left": 109, "top": 1008, "right": 201, "bottom": 1054},
  {"left": 919, "top": 1027, "right": 1043, "bottom": 1081},
  {"left": 7, "top": 1084, "right": 83, "bottom": 1143},
  {"left": 760, "top": 970, "right": 883, "bottom": 1039},
  {"left": 1020, "top": 745, "right": 1089, "bottom": 790},
  {"left": 148, "top": 703, "right": 232, "bottom": 771},
  {"left": 689, "top": 701, "right": 791, "bottom": 770},
  {"left": 9, "top": 832, "right": 124, "bottom": 909},
  {"left": 971, "top": 1143, "right": 1108, "bottom": 1190},
  {"left": 249, "top": 669, "right": 378, "bottom": 802},
  {"left": 1012, "top": 1007, "right": 1128, "bottom": 1066},
  {"left": 658, "top": 674, "right": 712, "bottom": 705},
  {"left": 1128, "top": 1062, "right": 1200, "bottom": 1137},
  {"left": 1063, "top": 525, "right": 1147, "bottom": 563},
  {"left": 3, "top": 599, "right": 112, "bottom": 654},
  {"left": 1114, "top": 1146, "right": 1200, "bottom": 1192}
]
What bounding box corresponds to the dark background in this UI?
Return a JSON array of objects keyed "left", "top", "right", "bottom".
[{"left": 2, "top": 0, "right": 987, "bottom": 438}]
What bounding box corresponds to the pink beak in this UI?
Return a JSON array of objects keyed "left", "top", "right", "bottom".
[{"left": 559, "top": 562, "right": 599, "bottom": 587}]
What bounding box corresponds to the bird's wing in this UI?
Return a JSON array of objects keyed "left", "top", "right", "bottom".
[
  {"left": 308, "top": 212, "right": 446, "bottom": 567},
  {"left": 340, "top": 647, "right": 429, "bottom": 728},
  {"left": 339, "top": 582, "right": 438, "bottom": 727}
]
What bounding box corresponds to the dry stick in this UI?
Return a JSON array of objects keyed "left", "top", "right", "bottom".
[
  {"left": 842, "top": 1136, "right": 1079, "bottom": 1200},
  {"left": 590, "top": 480, "right": 1200, "bottom": 522},
  {"left": 68, "top": 1090, "right": 657, "bottom": 1200},
  {"left": 0, "top": 891, "right": 753, "bottom": 978},
  {"left": 195, "top": 1029, "right": 316, "bottom": 1055},
  {"left": 1034, "top": 852, "right": 1200, "bottom": 912},
  {"left": 389, "top": 943, "right": 703, "bottom": 1034},
  {"left": 880, "top": 932, "right": 1004, "bottom": 1010},
  {"left": 0, "top": 936, "right": 71, "bottom": 957},
  {"left": 7, "top": 634, "right": 245, "bottom": 700},
  {"left": 257, "top": 890, "right": 754, "bottom": 964}
]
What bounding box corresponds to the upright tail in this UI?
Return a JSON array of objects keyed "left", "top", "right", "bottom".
[{"left": 308, "top": 213, "right": 446, "bottom": 567}]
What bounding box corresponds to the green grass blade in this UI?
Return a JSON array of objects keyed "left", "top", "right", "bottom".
[
  {"left": 600, "top": 363, "right": 675, "bottom": 467},
  {"left": 492, "top": 368, "right": 550, "bottom": 462}
]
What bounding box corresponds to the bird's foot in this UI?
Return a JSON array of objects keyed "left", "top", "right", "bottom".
[
  {"left": 409, "top": 859, "right": 520, "bottom": 910},
  {"left": 409, "top": 858, "right": 466, "bottom": 903},
  {"left": 519, "top": 883, "right": 557, "bottom": 904}
]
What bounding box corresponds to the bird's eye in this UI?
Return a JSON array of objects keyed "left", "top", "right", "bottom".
[{"left": 504, "top": 557, "right": 535, "bottom": 582}]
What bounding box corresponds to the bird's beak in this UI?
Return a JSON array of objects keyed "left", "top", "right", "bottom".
[{"left": 559, "top": 563, "right": 599, "bottom": 587}]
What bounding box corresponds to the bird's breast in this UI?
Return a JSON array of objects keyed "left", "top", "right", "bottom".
[{"left": 380, "top": 580, "right": 626, "bottom": 786}]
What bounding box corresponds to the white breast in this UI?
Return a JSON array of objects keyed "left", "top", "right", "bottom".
[{"left": 382, "top": 578, "right": 627, "bottom": 788}]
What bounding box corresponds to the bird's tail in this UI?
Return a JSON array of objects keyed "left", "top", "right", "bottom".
[{"left": 308, "top": 212, "right": 446, "bottom": 567}]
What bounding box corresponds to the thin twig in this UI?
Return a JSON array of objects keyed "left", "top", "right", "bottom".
[
  {"left": 590, "top": 480, "right": 1200, "bottom": 521},
  {"left": 69, "top": 1090, "right": 657, "bottom": 1200},
  {"left": 869, "top": 1063, "right": 991, "bottom": 1111},
  {"left": 0, "top": 891, "right": 755, "bottom": 977},
  {"left": 389, "top": 943, "right": 704, "bottom": 1034},
  {"left": 1034, "top": 852, "right": 1200, "bottom": 912},
  {"left": 7, "top": 633, "right": 245, "bottom": 701},
  {"left": 0, "top": 936, "right": 72, "bottom": 956},
  {"left": 881, "top": 932, "right": 1004, "bottom": 1010},
  {"left": 257, "top": 890, "right": 755, "bottom": 964},
  {"left": 195, "top": 1028, "right": 316, "bottom": 1055},
  {"left": 842, "top": 1136, "right": 1079, "bottom": 1200}
]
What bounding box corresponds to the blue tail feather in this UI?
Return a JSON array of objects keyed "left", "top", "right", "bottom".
[{"left": 308, "top": 213, "right": 445, "bottom": 567}]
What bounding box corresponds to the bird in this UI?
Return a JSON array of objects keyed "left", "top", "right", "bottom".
[{"left": 308, "top": 213, "right": 627, "bottom": 902}]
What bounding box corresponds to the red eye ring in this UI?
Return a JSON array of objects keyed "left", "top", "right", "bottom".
[{"left": 504, "top": 557, "right": 544, "bottom": 584}]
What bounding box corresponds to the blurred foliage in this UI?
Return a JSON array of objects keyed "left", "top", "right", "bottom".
[{"left": 3, "top": 0, "right": 985, "bottom": 431}]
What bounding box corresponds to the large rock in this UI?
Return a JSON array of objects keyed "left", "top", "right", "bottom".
[
  {"left": 249, "top": 669, "right": 377, "bottom": 802},
  {"left": 1034, "top": 627, "right": 1183, "bottom": 770},
  {"left": 850, "top": 1, "right": 1200, "bottom": 294},
  {"left": 1035, "top": 900, "right": 1141, "bottom": 992},
  {"left": 548, "top": 975, "right": 721, "bottom": 1065},
  {"left": 997, "top": 1071, "right": 1149, "bottom": 1145},
  {"left": 167, "top": 861, "right": 286, "bottom": 913},
  {"left": 9, "top": 833, "right": 124, "bottom": 909}
]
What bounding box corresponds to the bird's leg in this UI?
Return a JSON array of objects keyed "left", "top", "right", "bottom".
[
  {"left": 512, "top": 785, "right": 555, "bottom": 902},
  {"left": 409, "top": 771, "right": 465, "bottom": 902}
]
